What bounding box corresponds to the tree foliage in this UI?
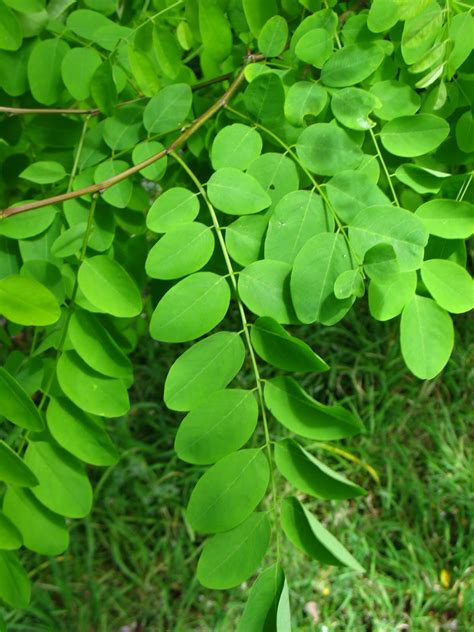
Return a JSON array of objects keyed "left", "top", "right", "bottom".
[{"left": 0, "top": 0, "right": 472, "bottom": 625}]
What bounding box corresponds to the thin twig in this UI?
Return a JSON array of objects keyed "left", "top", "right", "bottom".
[
  {"left": 0, "top": 73, "right": 235, "bottom": 118},
  {"left": 0, "top": 55, "right": 263, "bottom": 219}
]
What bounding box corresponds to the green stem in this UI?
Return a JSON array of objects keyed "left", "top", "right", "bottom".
[
  {"left": 170, "top": 150, "right": 280, "bottom": 563},
  {"left": 369, "top": 127, "right": 400, "bottom": 206},
  {"left": 456, "top": 172, "right": 472, "bottom": 201},
  {"left": 68, "top": 115, "right": 91, "bottom": 192}
]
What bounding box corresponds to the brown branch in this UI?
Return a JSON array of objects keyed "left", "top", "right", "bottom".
[
  {"left": 0, "top": 73, "right": 235, "bottom": 118},
  {"left": 0, "top": 54, "right": 263, "bottom": 219}
]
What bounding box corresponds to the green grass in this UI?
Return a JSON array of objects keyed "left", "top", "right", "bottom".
[{"left": 3, "top": 306, "right": 473, "bottom": 632}]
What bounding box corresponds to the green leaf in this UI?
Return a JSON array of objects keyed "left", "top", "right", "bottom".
[
  {"left": 47, "top": 397, "right": 119, "bottom": 466},
  {"left": 0, "top": 367, "right": 43, "bottom": 432},
  {"left": 239, "top": 260, "right": 297, "bottom": 324},
  {"left": 25, "top": 441, "right": 93, "bottom": 519},
  {"left": 275, "top": 439, "right": 365, "bottom": 500},
  {"left": 153, "top": 25, "right": 183, "bottom": 78},
  {"left": 164, "top": 332, "right": 245, "bottom": 411},
  {"left": 0, "top": 206, "right": 58, "bottom": 239},
  {"left": 51, "top": 223, "right": 87, "bottom": 258},
  {"left": 284, "top": 81, "right": 327, "bottom": 127},
  {"left": 368, "top": 271, "right": 417, "bottom": 321},
  {"left": 90, "top": 60, "right": 117, "bottom": 116},
  {"left": 186, "top": 448, "right": 270, "bottom": 533},
  {"left": 132, "top": 141, "right": 167, "bottom": 181},
  {"left": 20, "top": 161, "right": 66, "bottom": 185},
  {"left": 93, "top": 160, "right": 132, "bottom": 208},
  {"left": 57, "top": 350, "right": 130, "bottom": 417},
  {"left": 207, "top": 168, "right": 272, "bottom": 216},
  {"left": 320, "top": 43, "right": 385, "bottom": 88},
  {"left": 3, "top": 488, "right": 69, "bottom": 555},
  {"left": 349, "top": 205, "right": 428, "bottom": 272},
  {"left": 145, "top": 222, "right": 214, "bottom": 280},
  {"left": 334, "top": 268, "right": 365, "bottom": 299},
  {"left": 69, "top": 309, "right": 132, "bottom": 379},
  {"left": 394, "top": 164, "right": 449, "bottom": 195},
  {"left": 447, "top": 12, "right": 474, "bottom": 78},
  {"left": 363, "top": 243, "right": 400, "bottom": 283},
  {"left": 400, "top": 295, "right": 454, "bottom": 379},
  {"left": 291, "top": 10, "right": 338, "bottom": 52},
  {"left": 251, "top": 316, "right": 328, "bottom": 373},
  {"left": 244, "top": 73, "right": 285, "bottom": 124},
  {"left": 0, "top": 0, "right": 22, "bottom": 51},
  {"left": 247, "top": 153, "right": 300, "bottom": 209},
  {"left": 265, "top": 190, "right": 333, "bottom": 263},
  {"left": 197, "top": 512, "right": 271, "bottom": 589},
  {"left": 0, "top": 551, "right": 30, "bottom": 608},
  {"left": 237, "top": 564, "right": 290, "bottom": 632},
  {"left": 369, "top": 80, "right": 420, "bottom": 121},
  {"left": 0, "top": 440, "right": 38, "bottom": 487},
  {"left": 331, "top": 87, "right": 380, "bottom": 131},
  {"left": 296, "top": 123, "right": 363, "bottom": 176},
  {"left": 143, "top": 83, "right": 192, "bottom": 134},
  {"left": 147, "top": 187, "right": 199, "bottom": 233},
  {"left": 326, "top": 170, "right": 389, "bottom": 224},
  {"left": 150, "top": 272, "right": 230, "bottom": 343},
  {"left": 455, "top": 111, "right": 474, "bottom": 154},
  {"left": 211, "top": 124, "right": 262, "bottom": 171},
  {"left": 415, "top": 200, "right": 474, "bottom": 239},
  {"left": 380, "top": 114, "right": 449, "bottom": 157},
  {"left": 103, "top": 105, "right": 143, "bottom": 151},
  {"left": 61, "top": 46, "right": 101, "bottom": 100},
  {"left": 78, "top": 255, "right": 142, "bottom": 318},
  {"left": 198, "top": 0, "right": 232, "bottom": 62},
  {"left": 27, "top": 38, "right": 69, "bottom": 105},
  {"left": 0, "top": 275, "right": 61, "bottom": 326},
  {"left": 225, "top": 216, "right": 267, "bottom": 267},
  {"left": 258, "top": 15, "right": 288, "bottom": 57},
  {"left": 175, "top": 389, "right": 258, "bottom": 465},
  {"left": 295, "top": 28, "right": 332, "bottom": 68},
  {"left": 420, "top": 259, "right": 473, "bottom": 314},
  {"left": 243, "top": 0, "right": 278, "bottom": 37},
  {"left": 291, "top": 232, "right": 354, "bottom": 325},
  {"left": 264, "top": 376, "right": 363, "bottom": 440},
  {"left": 128, "top": 45, "right": 160, "bottom": 97},
  {"left": 281, "top": 496, "right": 364, "bottom": 572},
  {"left": 0, "top": 512, "right": 22, "bottom": 551},
  {"left": 401, "top": 2, "right": 442, "bottom": 65},
  {"left": 367, "top": 0, "right": 400, "bottom": 33},
  {"left": 66, "top": 8, "right": 111, "bottom": 39}
]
